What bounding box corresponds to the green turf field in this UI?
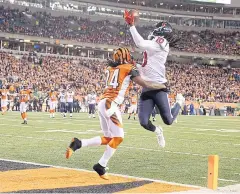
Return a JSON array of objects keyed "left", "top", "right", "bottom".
[{"left": 0, "top": 112, "right": 239, "bottom": 187}]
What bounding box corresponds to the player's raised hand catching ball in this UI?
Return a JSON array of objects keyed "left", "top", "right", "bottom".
[{"left": 124, "top": 9, "right": 139, "bottom": 26}]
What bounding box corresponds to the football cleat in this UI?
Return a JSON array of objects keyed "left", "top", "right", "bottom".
[
  {"left": 93, "top": 163, "right": 109, "bottom": 180},
  {"left": 155, "top": 126, "right": 165, "bottom": 148},
  {"left": 21, "top": 120, "right": 27, "bottom": 124},
  {"left": 65, "top": 137, "right": 82, "bottom": 159},
  {"left": 176, "top": 93, "right": 185, "bottom": 108}
]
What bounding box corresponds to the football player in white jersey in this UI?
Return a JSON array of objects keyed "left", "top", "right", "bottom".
[
  {"left": 59, "top": 90, "right": 67, "bottom": 117},
  {"left": 124, "top": 10, "right": 185, "bottom": 148},
  {"left": 66, "top": 89, "right": 74, "bottom": 118},
  {"left": 87, "top": 91, "right": 97, "bottom": 118}
]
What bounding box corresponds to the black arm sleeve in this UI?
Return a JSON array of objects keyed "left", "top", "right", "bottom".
[{"left": 129, "top": 66, "right": 140, "bottom": 80}]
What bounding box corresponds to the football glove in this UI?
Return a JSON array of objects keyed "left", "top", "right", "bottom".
[{"left": 124, "top": 10, "right": 135, "bottom": 26}]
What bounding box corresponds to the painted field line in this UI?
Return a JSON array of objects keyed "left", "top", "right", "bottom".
[
  {"left": 216, "top": 179, "right": 239, "bottom": 183},
  {"left": 4, "top": 124, "right": 239, "bottom": 146},
  {"left": 0, "top": 123, "right": 240, "bottom": 142},
  {"left": 208, "top": 119, "right": 240, "bottom": 121},
  {"left": 3, "top": 116, "right": 239, "bottom": 125},
  {"left": 130, "top": 129, "right": 240, "bottom": 138},
  {"left": 0, "top": 134, "right": 239, "bottom": 161},
  {"left": 1, "top": 118, "right": 139, "bottom": 125},
  {"left": 36, "top": 129, "right": 104, "bottom": 135},
  {"left": 0, "top": 158, "right": 203, "bottom": 189},
  {"left": 126, "top": 135, "right": 240, "bottom": 147},
  {"left": 201, "top": 177, "right": 239, "bottom": 183},
  {"left": 17, "top": 127, "right": 240, "bottom": 146}
]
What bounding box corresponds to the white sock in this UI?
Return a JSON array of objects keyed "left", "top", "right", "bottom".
[
  {"left": 155, "top": 126, "right": 162, "bottom": 134},
  {"left": 52, "top": 113, "right": 55, "bottom": 117},
  {"left": 81, "top": 136, "right": 101, "bottom": 147},
  {"left": 70, "top": 113, "right": 72, "bottom": 117},
  {"left": 98, "top": 145, "right": 116, "bottom": 168}
]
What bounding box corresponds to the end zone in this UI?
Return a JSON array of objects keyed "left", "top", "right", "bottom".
[{"left": 0, "top": 158, "right": 201, "bottom": 193}]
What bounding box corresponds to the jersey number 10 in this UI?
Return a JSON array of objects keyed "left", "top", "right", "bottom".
[{"left": 105, "top": 69, "right": 120, "bottom": 89}]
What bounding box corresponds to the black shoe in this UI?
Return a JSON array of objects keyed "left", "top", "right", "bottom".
[
  {"left": 134, "top": 117, "right": 136, "bottom": 120},
  {"left": 21, "top": 120, "right": 27, "bottom": 124},
  {"left": 93, "top": 163, "right": 109, "bottom": 180},
  {"left": 65, "top": 137, "right": 82, "bottom": 159},
  {"left": 128, "top": 116, "right": 130, "bottom": 120}
]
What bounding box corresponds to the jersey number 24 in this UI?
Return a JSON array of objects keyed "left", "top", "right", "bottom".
[{"left": 105, "top": 69, "right": 119, "bottom": 89}]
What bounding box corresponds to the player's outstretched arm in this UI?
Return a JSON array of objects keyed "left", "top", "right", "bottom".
[
  {"left": 129, "top": 26, "right": 157, "bottom": 51},
  {"left": 124, "top": 10, "right": 157, "bottom": 51},
  {"left": 132, "top": 76, "right": 166, "bottom": 90}
]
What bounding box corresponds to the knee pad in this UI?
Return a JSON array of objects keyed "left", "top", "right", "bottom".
[
  {"left": 109, "top": 137, "right": 123, "bottom": 149},
  {"left": 101, "top": 137, "right": 112, "bottom": 145}
]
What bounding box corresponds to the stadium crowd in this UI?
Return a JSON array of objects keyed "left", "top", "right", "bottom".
[
  {"left": 105, "top": 0, "right": 240, "bottom": 15},
  {"left": 0, "top": 7, "right": 239, "bottom": 55},
  {"left": 0, "top": 52, "right": 239, "bottom": 105}
]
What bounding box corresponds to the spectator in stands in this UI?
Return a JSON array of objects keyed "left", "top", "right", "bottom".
[{"left": 0, "top": 7, "right": 239, "bottom": 55}]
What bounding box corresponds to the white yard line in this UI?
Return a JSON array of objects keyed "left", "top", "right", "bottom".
[
  {"left": 0, "top": 134, "right": 239, "bottom": 161},
  {"left": 201, "top": 177, "right": 239, "bottom": 183}
]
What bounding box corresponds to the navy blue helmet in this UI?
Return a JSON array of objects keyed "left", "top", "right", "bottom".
[{"left": 148, "top": 21, "right": 179, "bottom": 47}]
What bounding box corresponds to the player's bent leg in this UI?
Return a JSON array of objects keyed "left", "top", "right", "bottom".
[
  {"left": 139, "top": 91, "right": 165, "bottom": 147},
  {"left": 138, "top": 93, "right": 155, "bottom": 132},
  {"left": 93, "top": 106, "right": 123, "bottom": 180},
  {"left": 154, "top": 91, "right": 182, "bottom": 125},
  {"left": 95, "top": 137, "right": 123, "bottom": 180},
  {"left": 66, "top": 136, "right": 102, "bottom": 159}
]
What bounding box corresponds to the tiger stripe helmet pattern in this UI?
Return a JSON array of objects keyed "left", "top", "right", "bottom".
[{"left": 113, "top": 47, "right": 132, "bottom": 64}]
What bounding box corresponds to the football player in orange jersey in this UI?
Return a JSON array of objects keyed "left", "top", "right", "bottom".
[
  {"left": 48, "top": 88, "right": 58, "bottom": 118},
  {"left": 128, "top": 93, "right": 138, "bottom": 120},
  {"left": 0, "top": 85, "right": 9, "bottom": 115},
  {"left": 66, "top": 47, "right": 166, "bottom": 180},
  {"left": 19, "top": 84, "right": 32, "bottom": 124}
]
